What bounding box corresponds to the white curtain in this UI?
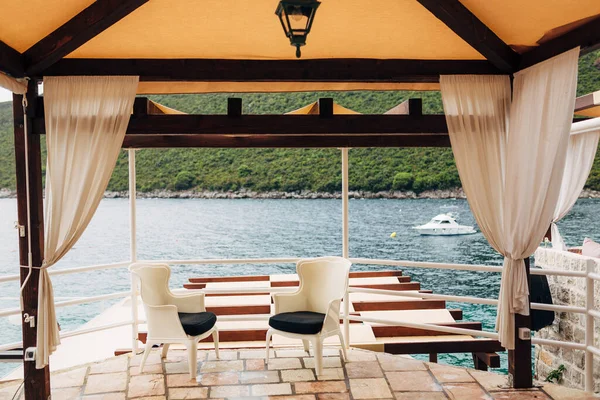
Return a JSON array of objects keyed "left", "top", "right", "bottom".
[
  {"left": 37, "top": 76, "right": 139, "bottom": 368},
  {"left": 551, "top": 121, "right": 600, "bottom": 250},
  {"left": 0, "top": 71, "right": 26, "bottom": 94},
  {"left": 440, "top": 47, "right": 579, "bottom": 349}
]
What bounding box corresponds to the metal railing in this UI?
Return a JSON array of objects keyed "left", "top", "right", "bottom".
[{"left": 1, "top": 255, "right": 598, "bottom": 391}]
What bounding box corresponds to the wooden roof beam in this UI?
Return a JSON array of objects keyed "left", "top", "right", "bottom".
[
  {"left": 121, "top": 134, "right": 451, "bottom": 148},
  {"left": 519, "top": 15, "right": 600, "bottom": 70},
  {"left": 416, "top": 0, "right": 520, "bottom": 73},
  {"left": 32, "top": 113, "right": 449, "bottom": 135},
  {"left": 0, "top": 40, "right": 24, "bottom": 77},
  {"left": 23, "top": 0, "right": 149, "bottom": 76},
  {"left": 39, "top": 58, "right": 503, "bottom": 82}
]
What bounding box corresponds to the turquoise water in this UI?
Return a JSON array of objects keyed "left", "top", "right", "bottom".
[{"left": 1, "top": 197, "right": 598, "bottom": 377}]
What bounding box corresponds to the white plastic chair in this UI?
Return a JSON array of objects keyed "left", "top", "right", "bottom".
[
  {"left": 130, "top": 263, "right": 219, "bottom": 379},
  {"left": 265, "top": 256, "right": 351, "bottom": 375}
]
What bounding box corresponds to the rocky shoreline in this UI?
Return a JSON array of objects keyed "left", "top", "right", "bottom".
[{"left": 2, "top": 187, "right": 600, "bottom": 200}]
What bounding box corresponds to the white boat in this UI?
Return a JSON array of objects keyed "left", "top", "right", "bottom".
[{"left": 413, "top": 213, "right": 476, "bottom": 236}]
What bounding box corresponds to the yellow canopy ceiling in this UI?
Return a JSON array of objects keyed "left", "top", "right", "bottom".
[
  {"left": 1, "top": 0, "right": 599, "bottom": 60},
  {"left": 287, "top": 101, "right": 360, "bottom": 115}
]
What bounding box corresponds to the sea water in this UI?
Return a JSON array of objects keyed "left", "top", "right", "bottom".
[{"left": 1, "top": 197, "right": 598, "bottom": 378}]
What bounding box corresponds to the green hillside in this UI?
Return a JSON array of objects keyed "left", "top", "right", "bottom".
[{"left": 1, "top": 50, "right": 600, "bottom": 194}]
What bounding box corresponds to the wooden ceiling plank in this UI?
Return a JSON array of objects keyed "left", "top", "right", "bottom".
[
  {"left": 38, "top": 58, "right": 503, "bottom": 82},
  {"left": 519, "top": 16, "right": 600, "bottom": 70},
  {"left": 416, "top": 0, "right": 520, "bottom": 73},
  {"left": 0, "top": 40, "right": 24, "bottom": 78},
  {"left": 23, "top": 0, "right": 149, "bottom": 76}
]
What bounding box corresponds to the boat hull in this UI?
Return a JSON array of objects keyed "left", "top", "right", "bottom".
[{"left": 415, "top": 227, "right": 476, "bottom": 236}]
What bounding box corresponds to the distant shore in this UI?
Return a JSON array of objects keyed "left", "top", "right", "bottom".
[{"left": 2, "top": 188, "right": 600, "bottom": 200}]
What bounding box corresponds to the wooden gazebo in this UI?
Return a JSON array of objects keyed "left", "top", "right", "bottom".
[{"left": 2, "top": 1, "right": 600, "bottom": 398}]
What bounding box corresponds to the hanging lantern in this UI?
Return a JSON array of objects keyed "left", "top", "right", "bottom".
[{"left": 275, "top": 0, "right": 320, "bottom": 58}]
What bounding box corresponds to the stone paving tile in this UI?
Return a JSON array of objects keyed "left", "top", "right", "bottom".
[
  {"left": 84, "top": 372, "right": 127, "bottom": 395},
  {"left": 130, "top": 363, "right": 164, "bottom": 376},
  {"left": 163, "top": 350, "right": 188, "bottom": 363},
  {"left": 130, "top": 353, "right": 162, "bottom": 367},
  {"left": 239, "top": 349, "right": 275, "bottom": 359},
  {"left": 304, "top": 357, "right": 342, "bottom": 369},
  {"left": 51, "top": 367, "right": 88, "bottom": 388},
  {"left": 207, "top": 350, "right": 237, "bottom": 361},
  {"left": 541, "top": 383, "right": 598, "bottom": 400},
  {"left": 345, "top": 361, "right": 383, "bottom": 378},
  {"left": 443, "top": 383, "right": 492, "bottom": 400},
  {"left": 316, "top": 394, "right": 350, "bottom": 400},
  {"left": 491, "top": 390, "right": 552, "bottom": 399},
  {"left": 81, "top": 393, "right": 127, "bottom": 399},
  {"left": 208, "top": 385, "right": 250, "bottom": 398},
  {"left": 322, "top": 348, "right": 341, "bottom": 357},
  {"left": 386, "top": 371, "right": 442, "bottom": 392},
  {"left": 200, "top": 360, "right": 244, "bottom": 373},
  {"left": 168, "top": 387, "right": 209, "bottom": 399},
  {"left": 428, "top": 363, "right": 476, "bottom": 383},
  {"left": 294, "top": 381, "right": 348, "bottom": 394},
  {"left": 90, "top": 357, "right": 128, "bottom": 374},
  {"left": 345, "top": 349, "right": 377, "bottom": 362},
  {"left": 394, "top": 392, "right": 448, "bottom": 400},
  {"left": 317, "top": 368, "right": 345, "bottom": 381},
  {"left": 277, "top": 349, "right": 310, "bottom": 358},
  {"left": 51, "top": 387, "right": 83, "bottom": 400},
  {"left": 267, "top": 357, "right": 303, "bottom": 370},
  {"left": 27, "top": 346, "right": 600, "bottom": 400},
  {"left": 378, "top": 353, "right": 427, "bottom": 371},
  {"left": 281, "top": 369, "right": 316, "bottom": 382},
  {"left": 245, "top": 359, "right": 265, "bottom": 370},
  {"left": 469, "top": 369, "right": 509, "bottom": 391},
  {"left": 240, "top": 370, "right": 281, "bottom": 384},
  {"left": 128, "top": 374, "right": 165, "bottom": 398},
  {"left": 349, "top": 378, "right": 393, "bottom": 399},
  {"left": 199, "top": 372, "right": 239, "bottom": 385},
  {"left": 166, "top": 373, "right": 199, "bottom": 388},
  {"left": 164, "top": 361, "right": 191, "bottom": 375},
  {"left": 250, "top": 382, "right": 293, "bottom": 396}
]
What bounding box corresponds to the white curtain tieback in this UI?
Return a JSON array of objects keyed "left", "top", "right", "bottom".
[{"left": 20, "top": 265, "right": 43, "bottom": 269}]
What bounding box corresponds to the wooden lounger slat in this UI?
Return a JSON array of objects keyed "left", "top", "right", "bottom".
[
  {"left": 384, "top": 339, "right": 504, "bottom": 354},
  {"left": 371, "top": 322, "right": 482, "bottom": 337},
  {"left": 352, "top": 300, "right": 446, "bottom": 311}
]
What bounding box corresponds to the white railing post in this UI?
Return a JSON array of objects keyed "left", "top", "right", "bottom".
[
  {"left": 341, "top": 148, "right": 350, "bottom": 349},
  {"left": 128, "top": 149, "right": 139, "bottom": 353},
  {"left": 585, "top": 259, "right": 595, "bottom": 392}
]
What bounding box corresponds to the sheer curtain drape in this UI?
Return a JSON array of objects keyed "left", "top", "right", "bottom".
[
  {"left": 37, "top": 76, "right": 139, "bottom": 368},
  {"left": 440, "top": 47, "right": 579, "bottom": 349},
  {"left": 551, "top": 123, "right": 600, "bottom": 250},
  {"left": 0, "top": 71, "right": 26, "bottom": 94}
]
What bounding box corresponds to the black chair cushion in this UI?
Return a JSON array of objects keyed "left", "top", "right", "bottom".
[
  {"left": 269, "top": 311, "right": 326, "bottom": 335},
  {"left": 178, "top": 312, "right": 217, "bottom": 337}
]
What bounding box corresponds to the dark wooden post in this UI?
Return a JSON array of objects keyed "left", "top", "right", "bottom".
[
  {"left": 13, "top": 81, "right": 51, "bottom": 399},
  {"left": 227, "top": 98, "right": 242, "bottom": 117},
  {"left": 508, "top": 257, "right": 532, "bottom": 388},
  {"left": 318, "top": 98, "right": 333, "bottom": 117}
]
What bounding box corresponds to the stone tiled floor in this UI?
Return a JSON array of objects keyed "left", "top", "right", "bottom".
[{"left": 1, "top": 347, "right": 598, "bottom": 399}]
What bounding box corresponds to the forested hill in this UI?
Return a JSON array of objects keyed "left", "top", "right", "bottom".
[{"left": 1, "top": 51, "right": 600, "bottom": 194}]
